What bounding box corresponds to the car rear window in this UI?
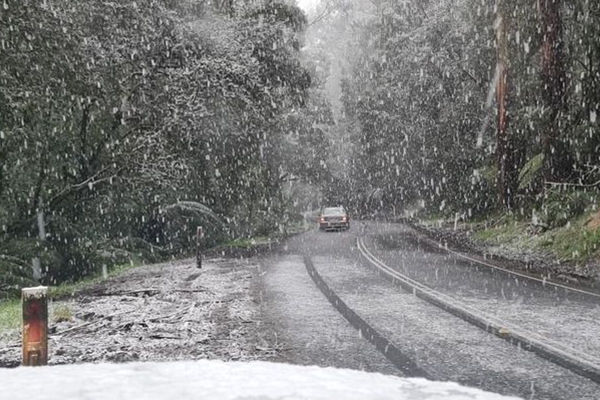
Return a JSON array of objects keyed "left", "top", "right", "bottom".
[{"left": 322, "top": 208, "right": 345, "bottom": 216}]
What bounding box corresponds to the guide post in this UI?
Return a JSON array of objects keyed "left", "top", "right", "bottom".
[{"left": 21, "top": 286, "right": 49, "bottom": 366}]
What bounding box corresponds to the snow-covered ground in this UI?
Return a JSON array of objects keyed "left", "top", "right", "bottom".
[
  {"left": 1, "top": 360, "right": 521, "bottom": 400},
  {"left": 0, "top": 257, "right": 270, "bottom": 367}
]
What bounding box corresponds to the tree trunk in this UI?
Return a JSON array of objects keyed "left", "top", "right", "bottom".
[
  {"left": 538, "top": 0, "right": 570, "bottom": 182},
  {"left": 496, "top": 3, "right": 517, "bottom": 209}
]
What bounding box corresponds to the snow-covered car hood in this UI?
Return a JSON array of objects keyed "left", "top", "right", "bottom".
[{"left": 1, "top": 360, "right": 521, "bottom": 400}]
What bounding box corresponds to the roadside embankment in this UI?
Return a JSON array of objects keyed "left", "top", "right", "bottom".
[{"left": 406, "top": 214, "right": 600, "bottom": 289}]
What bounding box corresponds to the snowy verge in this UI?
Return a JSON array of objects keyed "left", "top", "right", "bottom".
[
  {"left": 1, "top": 257, "right": 270, "bottom": 367},
  {"left": 0, "top": 360, "right": 521, "bottom": 400},
  {"left": 406, "top": 219, "right": 600, "bottom": 286}
]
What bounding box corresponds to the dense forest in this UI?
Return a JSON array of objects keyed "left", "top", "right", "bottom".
[
  {"left": 335, "top": 0, "right": 599, "bottom": 219},
  {"left": 0, "top": 0, "right": 334, "bottom": 293},
  {"left": 301, "top": 0, "right": 600, "bottom": 273},
  {"left": 2, "top": 0, "right": 600, "bottom": 293}
]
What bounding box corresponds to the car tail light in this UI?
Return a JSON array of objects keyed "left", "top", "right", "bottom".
[{"left": 341, "top": 216, "right": 347, "bottom": 222}]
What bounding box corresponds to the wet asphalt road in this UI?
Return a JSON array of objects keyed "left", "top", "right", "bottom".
[
  {"left": 263, "top": 221, "right": 600, "bottom": 400},
  {"left": 257, "top": 254, "right": 400, "bottom": 376},
  {"left": 363, "top": 223, "right": 600, "bottom": 363}
]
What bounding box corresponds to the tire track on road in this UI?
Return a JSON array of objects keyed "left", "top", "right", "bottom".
[{"left": 302, "top": 254, "right": 430, "bottom": 379}]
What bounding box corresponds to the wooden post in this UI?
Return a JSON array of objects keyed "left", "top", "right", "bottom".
[{"left": 22, "top": 286, "right": 48, "bottom": 366}]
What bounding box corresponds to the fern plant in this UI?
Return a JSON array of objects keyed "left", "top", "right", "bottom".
[
  {"left": 164, "top": 201, "right": 225, "bottom": 229},
  {"left": 518, "top": 153, "right": 545, "bottom": 190}
]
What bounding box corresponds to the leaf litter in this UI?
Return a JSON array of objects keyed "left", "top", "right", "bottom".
[{"left": 0, "top": 257, "right": 281, "bottom": 367}]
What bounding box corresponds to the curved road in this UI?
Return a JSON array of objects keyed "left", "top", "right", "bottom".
[
  {"left": 260, "top": 221, "right": 600, "bottom": 400},
  {"left": 362, "top": 222, "right": 600, "bottom": 366}
]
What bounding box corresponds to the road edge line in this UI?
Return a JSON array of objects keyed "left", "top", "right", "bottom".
[
  {"left": 357, "top": 237, "right": 600, "bottom": 385},
  {"left": 302, "top": 254, "right": 430, "bottom": 379}
]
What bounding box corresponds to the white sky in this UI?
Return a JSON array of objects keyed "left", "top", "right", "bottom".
[{"left": 297, "top": 0, "right": 320, "bottom": 12}]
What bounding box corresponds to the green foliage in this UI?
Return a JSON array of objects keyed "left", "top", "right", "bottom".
[
  {"left": 549, "top": 220, "right": 600, "bottom": 264},
  {"left": 224, "top": 236, "right": 271, "bottom": 249},
  {"left": 518, "top": 153, "right": 545, "bottom": 190},
  {"left": 338, "top": 0, "right": 600, "bottom": 219},
  {"left": 340, "top": 0, "right": 497, "bottom": 216},
  {"left": 52, "top": 305, "right": 73, "bottom": 323},
  {"left": 0, "top": 300, "right": 20, "bottom": 332},
  {"left": 473, "top": 220, "right": 525, "bottom": 246},
  {"left": 165, "top": 202, "right": 226, "bottom": 236},
  {"left": 539, "top": 189, "right": 597, "bottom": 229},
  {"left": 0, "top": 250, "right": 37, "bottom": 298},
  {"left": 0, "top": 0, "right": 314, "bottom": 289},
  {"left": 473, "top": 198, "right": 600, "bottom": 266}
]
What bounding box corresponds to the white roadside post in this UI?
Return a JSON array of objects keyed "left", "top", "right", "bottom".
[
  {"left": 21, "top": 286, "right": 49, "bottom": 366},
  {"left": 196, "top": 226, "right": 204, "bottom": 269}
]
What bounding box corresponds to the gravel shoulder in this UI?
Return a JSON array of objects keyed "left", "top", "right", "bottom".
[{"left": 0, "top": 257, "right": 274, "bottom": 367}]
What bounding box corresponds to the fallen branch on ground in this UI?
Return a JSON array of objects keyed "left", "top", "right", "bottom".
[
  {"left": 51, "top": 309, "right": 133, "bottom": 336},
  {"left": 148, "top": 305, "right": 195, "bottom": 323}
]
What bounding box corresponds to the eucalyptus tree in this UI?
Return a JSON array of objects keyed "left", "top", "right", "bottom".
[{"left": 340, "top": 0, "right": 599, "bottom": 219}]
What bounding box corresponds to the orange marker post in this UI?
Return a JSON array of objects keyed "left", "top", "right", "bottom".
[{"left": 22, "top": 286, "right": 49, "bottom": 366}]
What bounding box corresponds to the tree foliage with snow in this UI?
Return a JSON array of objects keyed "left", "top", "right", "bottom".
[
  {"left": 338, "top": 0, "right": 600, "bottom": 217},
  {"left": 0, "top": 0, "right": 313, "bottom": 292}
]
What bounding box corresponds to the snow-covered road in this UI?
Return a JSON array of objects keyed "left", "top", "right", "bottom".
[
  {"left": 2, "top": 222, "right": 600, "bottom": 400},
  {"left": 365, "top": 223, "right": 600, "bottom": 364},
  {"left": 257, "top": 253, "right": 398, "bottom": 375},
  {"left": 284, "top": 222, "right": 600, "bottom": 399}
]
